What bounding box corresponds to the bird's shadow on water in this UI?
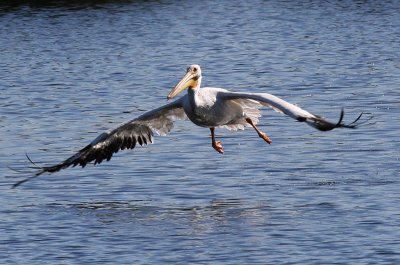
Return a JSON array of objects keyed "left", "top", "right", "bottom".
[{"left": 44, "top": 198, "right": 271, "bottom": 231}]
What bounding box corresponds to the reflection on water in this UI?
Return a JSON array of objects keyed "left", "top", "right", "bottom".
[{"left": 47, "top": 198, "right": 267, "bottom": 228}]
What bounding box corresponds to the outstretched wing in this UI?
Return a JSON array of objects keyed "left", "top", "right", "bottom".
[
  {"left": 218, "top": 91, "right": 363, "bottom": 131},
  {"left": 13, "top": 97, "right": 186, "bottom": 188}
]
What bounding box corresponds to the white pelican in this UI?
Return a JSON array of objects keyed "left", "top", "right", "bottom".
[{"left": 13, "top": 64, "right": 363, "bottom": 188}]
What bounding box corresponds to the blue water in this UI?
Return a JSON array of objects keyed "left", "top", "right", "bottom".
[{"left": 1, "top": 1, "right": 399, "bottom": 264}]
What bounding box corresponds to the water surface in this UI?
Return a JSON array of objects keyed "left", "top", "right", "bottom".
[{"left": 1, "top": 1, "right": 399, "bottom": 264}]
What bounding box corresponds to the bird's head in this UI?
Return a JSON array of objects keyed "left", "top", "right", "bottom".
[{"left": 167, "top": 64, "right": 202, "bottom": 100}]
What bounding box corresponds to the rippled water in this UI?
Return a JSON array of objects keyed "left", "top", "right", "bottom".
[{"left": 1, "top": 1, "right": 400, "bottom": 264}]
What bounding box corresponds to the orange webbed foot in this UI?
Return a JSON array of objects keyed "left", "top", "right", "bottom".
[{"left": 212, "top": 140, "right": 224, "bottom": 154}]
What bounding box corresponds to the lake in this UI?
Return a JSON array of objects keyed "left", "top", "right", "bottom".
[{"left": 1, "top": 0, "right": 399, "bottom": 264}]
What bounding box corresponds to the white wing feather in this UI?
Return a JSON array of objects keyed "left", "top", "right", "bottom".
[{"left": 218, "top": 91, "right": 360, "bottom": 131}]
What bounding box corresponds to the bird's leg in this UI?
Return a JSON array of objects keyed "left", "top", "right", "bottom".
[
  {"left": 210, "top": 127, "right": 224, "bottom": 154},
  {"left": 246, "top": 118, "right": 272, "bottom": 144}
]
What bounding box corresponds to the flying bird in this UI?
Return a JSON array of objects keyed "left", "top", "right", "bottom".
[{"left": 13, "top": 64, "right": 363, "bottom": 188}]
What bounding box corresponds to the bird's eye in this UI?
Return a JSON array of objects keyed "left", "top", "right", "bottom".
[{"left": 193, "top": 67, "right": 197, "bottom": 72}]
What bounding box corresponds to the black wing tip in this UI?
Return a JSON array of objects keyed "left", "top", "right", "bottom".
[
  {"left": 12, "top": 174, "right": 40, "bottom": 189},
  {"left": 11, "top": 167, "right": 46, "bottom": 189},
  {"left": 12, "top": 179, "right": 26, "bottom": 189},
  {"left": 334, "top": 108, "right": 373, "bottom": 130},
  {"left": 11, "top": 153, "right": 64, "bottom": 189},
  {"left": 310, "top": 109, "right": 372, "bottom": 131}
]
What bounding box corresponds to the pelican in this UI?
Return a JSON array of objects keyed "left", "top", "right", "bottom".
[{"left": 13, "top": 64, "right": 363, "bottom": 188}]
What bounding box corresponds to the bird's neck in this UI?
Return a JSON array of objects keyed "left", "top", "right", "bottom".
[
  {"left": 188, "top": 86, "right": 200, "bottom": 109},
  {"left": 188, "top": 86, "right": 197, "bottom": 103},
  {"left": 187, "top": 76, "right": 202, "bottom": 107},
  {"left": 189, "top": 75, "right": 201, "bottom": 91},
  {"left": 191, "top": 76, "right": 202, "bottom": 90}
]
